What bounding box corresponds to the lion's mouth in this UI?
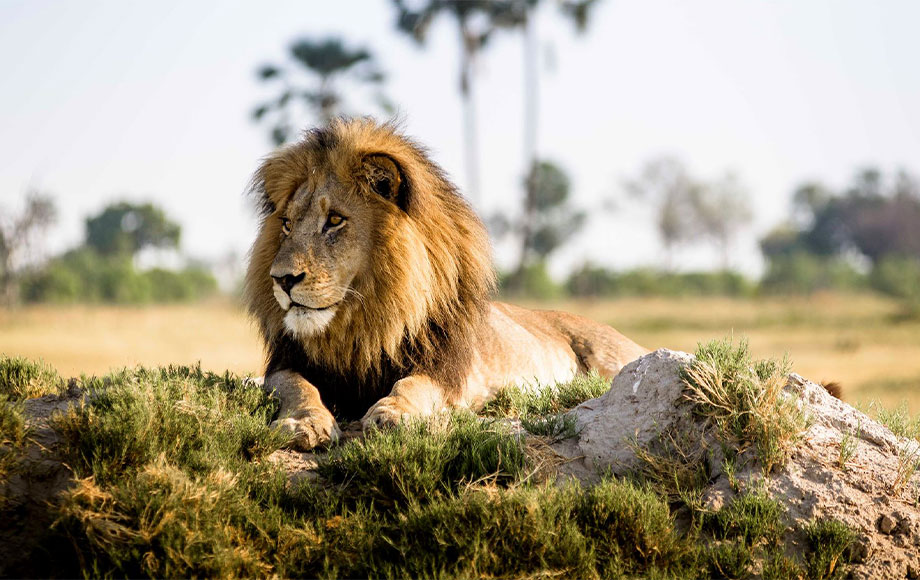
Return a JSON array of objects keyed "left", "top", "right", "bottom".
[{"left": 289, "top": 299, "right": 341, "bottom": 312}]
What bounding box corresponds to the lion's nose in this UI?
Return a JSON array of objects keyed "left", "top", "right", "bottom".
[{"left": 271, "top": 272, "right": 305, "bottom": 295}]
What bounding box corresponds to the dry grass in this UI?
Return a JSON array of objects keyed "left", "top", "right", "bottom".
[
  {"left": 0, "top": 299, "right": 263, "bottom": 377},
  {"left": 2, "top": 292, "right": 919, "bottom": 412},
  {"left": 681, "top": 338, "right": 807, "bottom": 474}
]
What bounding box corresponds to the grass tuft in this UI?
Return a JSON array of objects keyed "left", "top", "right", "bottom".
[
  {"left": 481, "top": 371, "right": 609, "bottom": 438},
  {"left": 0, "top": 355, "right": 62, "bottom": 400},
  {"left": 579, "top": 478, "right": 691, "bottom": 576},
  {"left": 762, "top": 549, "right": 806, "bottom": 580},
  {"left": 318, "top": 412, "right": 529, "bottom": 507},
  {"left": 697, "top": 490, "right": 786, "bottom": 578},
  {"left": 872, "top": 401, "right": 920, "bottom": 440},
  {"left": 481, "top": 371, "right": 610, "bottom": 418},
  {"left": 704, "top": 542, "right": 753, "bottom": 578},
  {"left": 521, "top": 412, "right": 579, "bottom": 440},
  {"left": 55, "top": 457, "right": 275, "bottom": 579},
  {"left": 51, "top": 364, "right": 286, "bottom": 484},
  {"left": 802, "top": 518, "right": 855, "bottom": 579},
  {"left": 682, "top": 337, "right": 807, "bottom": 473},
  {"left": 837, "top": 423, "right": 860, "bottom": 471},
  {"left": 629, "top": 427, "right": 711, "bottom": 501},
  {"left": 704, "top": 489, "right": 785, "bottom": 546},
  {"left": 891, "top": 440, "right": 920, "bottom": 495}
]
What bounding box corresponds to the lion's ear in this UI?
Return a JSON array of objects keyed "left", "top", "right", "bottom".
[
  {"left": 249, "top": 149, "right": 306, "bottom": 217},
  {"left": 362, "top": 154, "right": 408, "bottom": 211}
]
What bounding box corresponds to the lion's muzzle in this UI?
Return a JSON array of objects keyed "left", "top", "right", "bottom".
[{"left": 272, "top": 272, "right": 305, "bottom": 296}]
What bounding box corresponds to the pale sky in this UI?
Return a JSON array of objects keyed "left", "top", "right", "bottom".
[{"left": 1, "top": 0, "right": 918, "bottom": 276}]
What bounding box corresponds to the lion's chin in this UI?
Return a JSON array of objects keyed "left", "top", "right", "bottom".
[{"left": 283, "top": 306, "right": 337, "bottom": 338}]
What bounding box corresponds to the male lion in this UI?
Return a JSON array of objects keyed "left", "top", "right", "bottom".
[{"left": 245, "top": 118, "right": 648, "bottom": 450}]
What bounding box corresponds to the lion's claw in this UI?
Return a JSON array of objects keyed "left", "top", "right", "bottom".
[
  {"left": 361, "top": 396, "right": 413, "bottom": 430},
  {"left": 271, "top": 407, "right": 341, "bottom": 451}
]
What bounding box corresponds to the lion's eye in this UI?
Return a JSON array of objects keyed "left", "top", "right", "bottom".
[
  {"left": 324, "top": 213, "right": 345, "bottom": 230},
  {"left": 280, "top": 217, "right": 292, "bottom": 236}
]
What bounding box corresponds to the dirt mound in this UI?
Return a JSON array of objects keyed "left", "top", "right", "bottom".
[
  {"left": 5, "top": 351, "right": 920, "bottom": 577},
  {"left": 562, "top": 349, "right": 920, "bottom": 579}
]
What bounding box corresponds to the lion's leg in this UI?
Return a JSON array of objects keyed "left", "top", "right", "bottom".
[
  {"left": 361, "top": 374, "right": 447, "bottom": 429},
  {"left": 265, "top": 369, "right": 342, "bottom": 451}
]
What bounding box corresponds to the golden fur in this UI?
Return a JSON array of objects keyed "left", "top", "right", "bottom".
[{"left": 244, "top": 118, "right": 647, "bottom": 450}]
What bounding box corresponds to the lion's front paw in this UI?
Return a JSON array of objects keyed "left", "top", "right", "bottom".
[
  {"left": 361, "top": 396, "right": 415, "bottom": 430},
  {"left": 271, "top": 407, "right": 342, "bottom": 451}
]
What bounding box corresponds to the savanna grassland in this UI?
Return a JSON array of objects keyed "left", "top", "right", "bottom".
[{"left": 1, "top": 293, "right": 919, "bottom": 412}]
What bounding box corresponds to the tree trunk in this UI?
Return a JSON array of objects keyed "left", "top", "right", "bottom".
[
  {"left": 515, "top": 8, "right": 540, "bottom": 278},
  {"left": 459, "top": 22, "right": 480, "bottom": 207}
]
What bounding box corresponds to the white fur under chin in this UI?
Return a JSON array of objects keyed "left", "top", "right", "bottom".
[{"left": 284, "top": 307, "right": 337, "bottom": 337}]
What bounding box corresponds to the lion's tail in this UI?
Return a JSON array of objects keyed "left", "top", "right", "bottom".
[{"left": 820, "top": 381, "right": 843, "bottom": 399}]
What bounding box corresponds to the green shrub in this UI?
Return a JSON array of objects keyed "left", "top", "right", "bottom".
[
  {"left": 56, "top": 459, "right": 278, "bottom": 579},
  {"left": 21, "top": 248, "right": 218, "bottom": 304},
  {"left": 682, "top": 337, "right": 807, "bottom": 473},
  {"left": 579, "top": 478, "right": 688, "bottom": 576},
  {"left": 0, "top": 355, "right": 61, "bottom": 399},
  {"left": 760, "top": 253, "right": 866, "bottom": 295},
  {"left": 499, "top": 261, "right": 562, "bottom": 300},
  {"left": 762, "top": 550, "right": 806, "bottom": 580},
  {"left": 482, "top": 372, "right": 608, "bottom": 438},
  {"left": 870, "top": 255, "right": 920, "bottom": 301},
  {"left": 482, "top": 371, "right": 609, "bottom": 419},
  {"left": 318, "top": 412, "right": 528, "bottom": 507},
  {"left": 871, "top": 401, "right": 920, "bottom": 440},
  {"left": 566, "top": 264, "right": 755, "bottom": 298},
  {"left": 0, "top": 395, "right": 30, "bottom": 499},
  {"left": 704, "top": 490, "right": 784, "bottom": 546},
  {"left": 52, "top": 365, "right": 285, "bottom": 484},
  {"left": 145, "top": 267, "right": 218, "bottom": 302},
  {"left": 802, "top": 519, "right": 855, "bottom": 579}
]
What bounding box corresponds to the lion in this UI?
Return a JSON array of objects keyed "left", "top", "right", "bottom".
[{"left": 244, "top": 118, "right": 648, "bottom": 450}]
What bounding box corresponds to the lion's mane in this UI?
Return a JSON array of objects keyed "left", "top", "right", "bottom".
[{"left": 244, "top": 118, "right": 495, "bottom": 416}]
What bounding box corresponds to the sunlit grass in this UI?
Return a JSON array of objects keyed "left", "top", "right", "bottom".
[
  {"left": 1, "top": 356, "right": 870, "bottom": 577},
  {"left": 0, "top": 299, "right": 263, "bottom": 377},
  {"left": 481, "top": 371, "right": 609, "bottom": 439},
  {"left": 682, "top": 337, "right": 807, "bottom": 474},
  {"left": 0, "top": 355, "right": 62, "bottom": 400}
]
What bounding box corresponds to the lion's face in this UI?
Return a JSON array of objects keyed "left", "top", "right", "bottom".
[{"left": 268, "top": 154, "right": 404, "bottom": 338}]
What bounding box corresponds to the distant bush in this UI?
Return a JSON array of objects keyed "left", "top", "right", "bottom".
[
  {"left": 20, "top": 248, "right": 217, "bottom": 304},
  {"left": 566, "top": 264, "right": 755, "bottom": 298},
  {"left": 760, "top": 253, "right": 867, "bottom": 295},
  {"left": 145, "top": 267, "right": 218, "bottom": 302},
  {"left": 869, "top": 256, "right": 920, "bottom": 301},
  {"left": 499, "top": 262, "right": 563, "bottom": 300}
]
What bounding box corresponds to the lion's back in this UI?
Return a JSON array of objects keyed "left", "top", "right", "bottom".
[{"left": 472, "top": 301, "right": 648, "bottom": 390}]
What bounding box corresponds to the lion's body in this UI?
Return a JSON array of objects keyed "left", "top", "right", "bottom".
[{"left": 244, "top": 118, "right": 647, "bottom": 449}]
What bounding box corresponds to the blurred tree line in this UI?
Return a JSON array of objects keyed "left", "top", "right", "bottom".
[
  {"left": 1, "top": 198, "right": 216, "bottom": 306},
  {"left": 760, "top": 169, "right": 920, "bottom": 302}
]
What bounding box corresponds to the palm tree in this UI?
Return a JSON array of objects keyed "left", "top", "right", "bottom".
[
  {"left": 391, "top": 0, "right": 600, "bottom": 208},
  {"left": 253, "top": 37, "right": 389, "bottom": 145},
  {"left": 392, "top": 0, "right": 521, "bottom": 205}
]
